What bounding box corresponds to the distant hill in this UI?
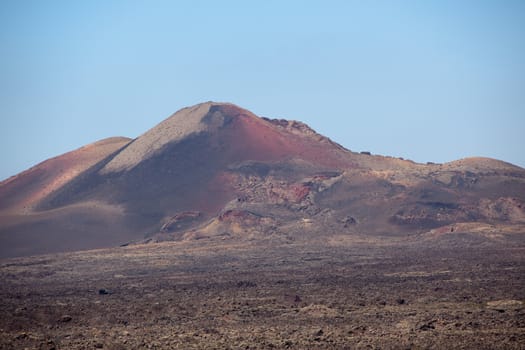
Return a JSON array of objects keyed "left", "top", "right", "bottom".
[{"left": 1, "top": 102, "right": 524, "bottom": 258}]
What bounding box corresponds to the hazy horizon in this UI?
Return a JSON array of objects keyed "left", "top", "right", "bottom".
[{"left": 1, "top": 0, "right": 524, "bottom": 180}]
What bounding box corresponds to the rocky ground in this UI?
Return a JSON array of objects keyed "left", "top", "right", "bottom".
[{"left": 0, "top": 236, "right": 524, "bottom": 349}]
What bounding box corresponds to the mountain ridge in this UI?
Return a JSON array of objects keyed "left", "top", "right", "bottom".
[{"left": 1, "top": 102, "right": 524, "bottom": 258}]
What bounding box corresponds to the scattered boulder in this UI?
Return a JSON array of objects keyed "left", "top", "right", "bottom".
[
  {"left": 312, "top": 328, "right": 324, "bottom": 341},
  {"left": 58, "top": 315, "right": 72, "bottom": 323},
  {"left": 236, "top": 280, "right": 257, "bottom": 288},
  {"left": 15, "top": 332, "right": 28, "bottom": 340},
  {"left": 341, "top": 216, "right": 357, "bottom": 227},
  {"left": 419, "top": 320, "right": 437, "bottom": 331},
  {"left": 40, "top": 339, "right": 56, "bottom": 350}
]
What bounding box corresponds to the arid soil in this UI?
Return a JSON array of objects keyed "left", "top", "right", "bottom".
[{"left": 1, "top": 236, "right": 523, "bottom": 349}]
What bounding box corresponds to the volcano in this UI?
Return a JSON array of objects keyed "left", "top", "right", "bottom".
[{"left": 1, "top": 102, "right": 524, "bottom": 258}]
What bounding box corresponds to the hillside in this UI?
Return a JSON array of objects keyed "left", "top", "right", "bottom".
[{"left": 1, "top": 102, "right": 524, "bottom": 258}]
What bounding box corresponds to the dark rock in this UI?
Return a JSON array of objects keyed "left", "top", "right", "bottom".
[
  {"left": 236, "top": 281, "right": 257, "bottom": 288},
  {"left": 98, "top": 288, "right": 110, "bottom": 295},
  {"left": 58, "top": 315, "right": 72, "bottom": 323},
  {"left": 419, "top": 320, "right": 437, "bottom": 331},
  {"left": 15, "top": 332, "right": 28, "bottom": 340},
  {"left": 342, "top": 216, "right": 357, "bottom": 227},
  {"left": 41, "top": 340, "right": 56, "bottom": 350}
]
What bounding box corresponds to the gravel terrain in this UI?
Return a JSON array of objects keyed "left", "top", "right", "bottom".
[{"left": 1, "top": 237, "right": 523, "bottom": 349}]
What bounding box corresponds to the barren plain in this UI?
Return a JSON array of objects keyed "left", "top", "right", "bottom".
[{"left": 1, "top": 234, "right": 524, "bottom": 349}]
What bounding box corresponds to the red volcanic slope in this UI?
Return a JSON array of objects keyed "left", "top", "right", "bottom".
[
  {"left": 212, "top": 104, "right": 354, "bottom": 169},
  {"left": 0, "top": 137, "right": 131, "bottom": 214}
]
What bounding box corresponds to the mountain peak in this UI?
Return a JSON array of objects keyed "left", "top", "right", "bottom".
[
  {"left": 101, "top": 102, "right": 253, "bottom": 174},
  {"left": 100, "top": 102, "right": 343, "bottom": 174}
]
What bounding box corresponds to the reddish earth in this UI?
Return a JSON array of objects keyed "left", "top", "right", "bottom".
[
  {"left": 0, "top": 137, "right": 130, "bottom": 214},
  {"left": 215, "top": 105, "right": 353, "bottom": 169}
]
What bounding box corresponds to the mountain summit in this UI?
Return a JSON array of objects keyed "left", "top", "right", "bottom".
[
  {"left": 101, "top": 102, "right": 352, "bottom": 174},
  {"left": 1, "top": 102, "right": 524, "bottom": 258}
]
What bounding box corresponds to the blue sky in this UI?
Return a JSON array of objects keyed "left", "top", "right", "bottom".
[{"left": 1, "top": 0, "right": 524, "bottom": 180}]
